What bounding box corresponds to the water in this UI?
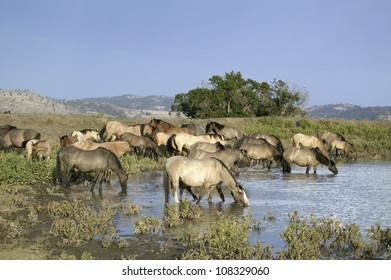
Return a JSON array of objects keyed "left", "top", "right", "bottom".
[{"left": 94, "top": 161, "right": 391, "bottom": 249}]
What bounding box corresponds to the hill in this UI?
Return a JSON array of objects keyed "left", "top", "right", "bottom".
[
  {"left": 306, "top": 103, "right": 391, "bottom": 121},
  {"left": 1, "top": 90, "right": 390, "bottom": 120}
]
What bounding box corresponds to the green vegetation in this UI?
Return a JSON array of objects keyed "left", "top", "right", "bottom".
[{"left": 171, "top": 71, "right": 308, "bottom": 118}]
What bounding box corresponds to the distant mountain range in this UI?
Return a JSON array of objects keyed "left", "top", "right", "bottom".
[{"left": 1, "top": 90, "right": 390, "bottom": 120}]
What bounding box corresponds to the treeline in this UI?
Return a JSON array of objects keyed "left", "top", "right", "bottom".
[{"left": 170, "top": 71, "right": 308, "bottom": 118}]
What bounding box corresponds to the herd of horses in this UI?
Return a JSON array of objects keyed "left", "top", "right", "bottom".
[{"left": 0, "top": 119, "right": 357, "bottom": 207}]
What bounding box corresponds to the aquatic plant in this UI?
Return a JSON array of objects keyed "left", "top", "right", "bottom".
[{"left": 134, "top": 216, "right": 162, "bottom": 235}]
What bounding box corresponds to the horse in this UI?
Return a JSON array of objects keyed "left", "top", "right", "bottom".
[
  {"left": 239, "top": 142, "right": 284, "bottom": 169},
  {"left": 119, "top": 132, "right": 161, "bottom": 159},
  {"left": 0, "top": 125, "right": 41, "bottom": 149},
  {"left": 282, "top": 147, "right": 338, "bottom": 174},
  {"left": 59, "top": 134, "right": 79, "bottom": 148},
  {"left": 163, "top": 156, "right": 249, "bottom": 206},
  {"left": 292, "top": 133, "right": 330, "bottom": 158},
  {"left": 26, "top": 139, "right": 51, "bottom": 161},
  {"left": 72, "top": 129, "right": 101, "bottom": 142},
  {"left": 100, "top": 121, "right": 144, "bottom": 142},
  {"left": 247, "top": 132, "right": 284, "bottom": 154},
  {"left": 56, "top": 146, "right": 128, "bottom": 192},
  {"left": 71, "top": 140, "right": 132, "bottom": 158},
  {"left": 167, "top": 133, "right": 226, "bottom": 155},
  {"left": 205, "top": 121, "right": 243, "bottom": 141},
  {"left": 181, "top": 124, "right": 206, "bottom": 136},
  {"left": 149, "top": 118, "right": 193, "bottom": 135},
  {"left": 317, "top": 130, "right": 345, "bottom": 146},
  {"left": 189, "top": 141, "right": 225, "bottom": 154},
  {"left": 188, "top": 149, "right": 249, "bottom": 176},
  {"left": 150, "top": 131, "right": 171, "bottom": 147},
  {"left": 329, "top": 139, "right": 357, "bottom": 160}
]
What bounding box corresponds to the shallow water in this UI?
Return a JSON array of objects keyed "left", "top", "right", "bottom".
[{"left": 88, "top": 160, "right": 391, "bottom": 251}]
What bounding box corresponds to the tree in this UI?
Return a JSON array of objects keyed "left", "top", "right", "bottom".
[{"left": 171, "top": 71, "right": 308, "bottom": 118}]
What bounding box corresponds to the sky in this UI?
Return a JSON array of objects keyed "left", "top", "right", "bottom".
[{"left": 1, "top": 0, "right": 390, "bottom": 106}]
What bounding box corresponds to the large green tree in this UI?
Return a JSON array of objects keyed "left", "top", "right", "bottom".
[{"left": 171, "top": 71, "right": 308, "bottom": 118}]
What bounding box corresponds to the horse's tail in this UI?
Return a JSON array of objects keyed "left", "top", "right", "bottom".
[
  {"left": 166, "top": 134, "right": 177, "bottom": 154},
  {"left": 99, "top": 125, "right": 107, "bottom": 142},
  {"left": 25, "top": 139, "right": 35, "bottom": 159},
  {"left": 163, "top": 161, "right": 170, "bottom": 204}
]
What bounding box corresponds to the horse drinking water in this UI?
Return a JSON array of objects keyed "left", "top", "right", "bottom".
[
  {"left": 282, "top": 147, "right": 338, "bottom": 174},
  {"left": 163, "top": 156, "right": 249, "bottom": 206},
  {"left": 56, "top": 146, "right": 128, "bottom": 192}
]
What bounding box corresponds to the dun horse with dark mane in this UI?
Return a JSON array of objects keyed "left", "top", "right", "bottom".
[
  {"left": 56, "top": 146, "right": 128, "bottom": 192},
  {"left": 0, "top": 125, "right": 41, "bottom": 149}
]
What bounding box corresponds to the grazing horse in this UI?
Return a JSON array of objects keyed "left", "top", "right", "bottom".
[
  {"left": 0, "top": 125, "right": 41, "bottom": 149},
  {"left": 119, "top": 132, "right": 161, "bottom": 159},
  {"left": 71, "top": 140, "right": 132, "bottom": 158},
  {"left": 167, "top": 133, "right": 226, "bottom": 155},
  {"left": 26, "top": 139, "right": 51, "bottom": 161},
  {"left": 205, "top": 121, "right": 243, "bottom": 141},
  {"left": 317, "top": 130, "right": 345, "bottom": 146},
  {"left": 100, "top": 121, "right": 144, "bottom": 141},
  {"left": 56, "top": 146, "right": 128, "bottom": 192},
  {"left": 329, "top": 139, "right": 356, "bottom": 160},
  {"left": 72, "top": 129, "right": 101, "bottom": 142},
  {"left": 149, "top": 118, "right": 193, "bottom": 135},
  {"left": 282, "top": 147, "right": 338, "bottom": 174},
  {"left": 188, "top": 149, "right": 249, "bottom": 175},
  {"left": 59, "top": 134, "right": 79, "bottom": 148},
  {"left": 163, "top": 156, "right": 249, "bottom": 206},
  {"left": 292, "top": 133, "right": 330, "bottom": 158},
  {"left": 239, "top": 142, "right": 284, "bottom": 169}
]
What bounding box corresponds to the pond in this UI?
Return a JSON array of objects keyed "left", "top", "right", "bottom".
[{"left": 78, "top": 160, "right": 391, "bottom": 252}]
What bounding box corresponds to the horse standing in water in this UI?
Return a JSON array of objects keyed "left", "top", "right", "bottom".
[
  {"left": 56, "top": 146, "right": 128, "bottom": 192},
  {"left": 205, "top": 121, "right": 243, "bottom": 141},
  {"left": 0, "top": 125, "right": 41, "bottom": 149},
  {"left": 329, "top": 139, "right": 357, "bottom": 160},
  {"left": 282, "top": 147, "right": 338, "bottom": 174},
  {"left": 292, "top": 133, "right": 330, "bottom": 158},
  {"left": 163, "top": 156, "right": 249, "bottom": 206}
]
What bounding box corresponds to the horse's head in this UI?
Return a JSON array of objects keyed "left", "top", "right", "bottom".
[
  {"left": 233, "top": 183, "right": 250, "bottom": 207},
  {"left": 328, "top": 160, "right": 338, "bottom": 174}
]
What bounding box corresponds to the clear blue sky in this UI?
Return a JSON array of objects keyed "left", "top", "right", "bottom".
[{"left": 1, "top": 0, "right": 390, "bottom": 106}]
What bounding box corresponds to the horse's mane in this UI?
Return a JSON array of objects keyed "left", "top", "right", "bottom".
[
  {"left": 80, "top": 128, "right": 98, "bottom": 134},
  {"left": 313, "top": 148, "right": 331, "bottom": 166},
  {"left": 211, "top": 121, "right": 225, "bottom": 130},
  {"left": 211, "top": 157, "right": 236, "bottom": 179}
]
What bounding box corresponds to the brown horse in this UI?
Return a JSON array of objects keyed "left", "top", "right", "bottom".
[
  {"left": 59, "top": 134, "right": 79, "bottom": 148},
  {"left": 100, "top": 121, "right": 144, "bottom": 141},
  {"left": 292, "top": 133, "right": 330, "bottom": 158},
  {"left": 0, "top": 125, "right": 41, "bottom": 149},
  {"left": 149, "top": 118, "right": 193, "bottom": 135}
]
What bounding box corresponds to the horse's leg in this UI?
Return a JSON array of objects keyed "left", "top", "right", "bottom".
[
  {"left": 306, "top": 166, "right": 311, "bottom": 174},
  {"left": 215, "top": 183, "right": 225, "bottom": 202}
]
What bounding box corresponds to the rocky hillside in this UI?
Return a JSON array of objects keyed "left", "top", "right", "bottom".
[
  {"left": 1, "top": 90, "right": 390, "bottom": 120},
  {"left": 306, "top": 103, "right": 391, "bottom": 121}
]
